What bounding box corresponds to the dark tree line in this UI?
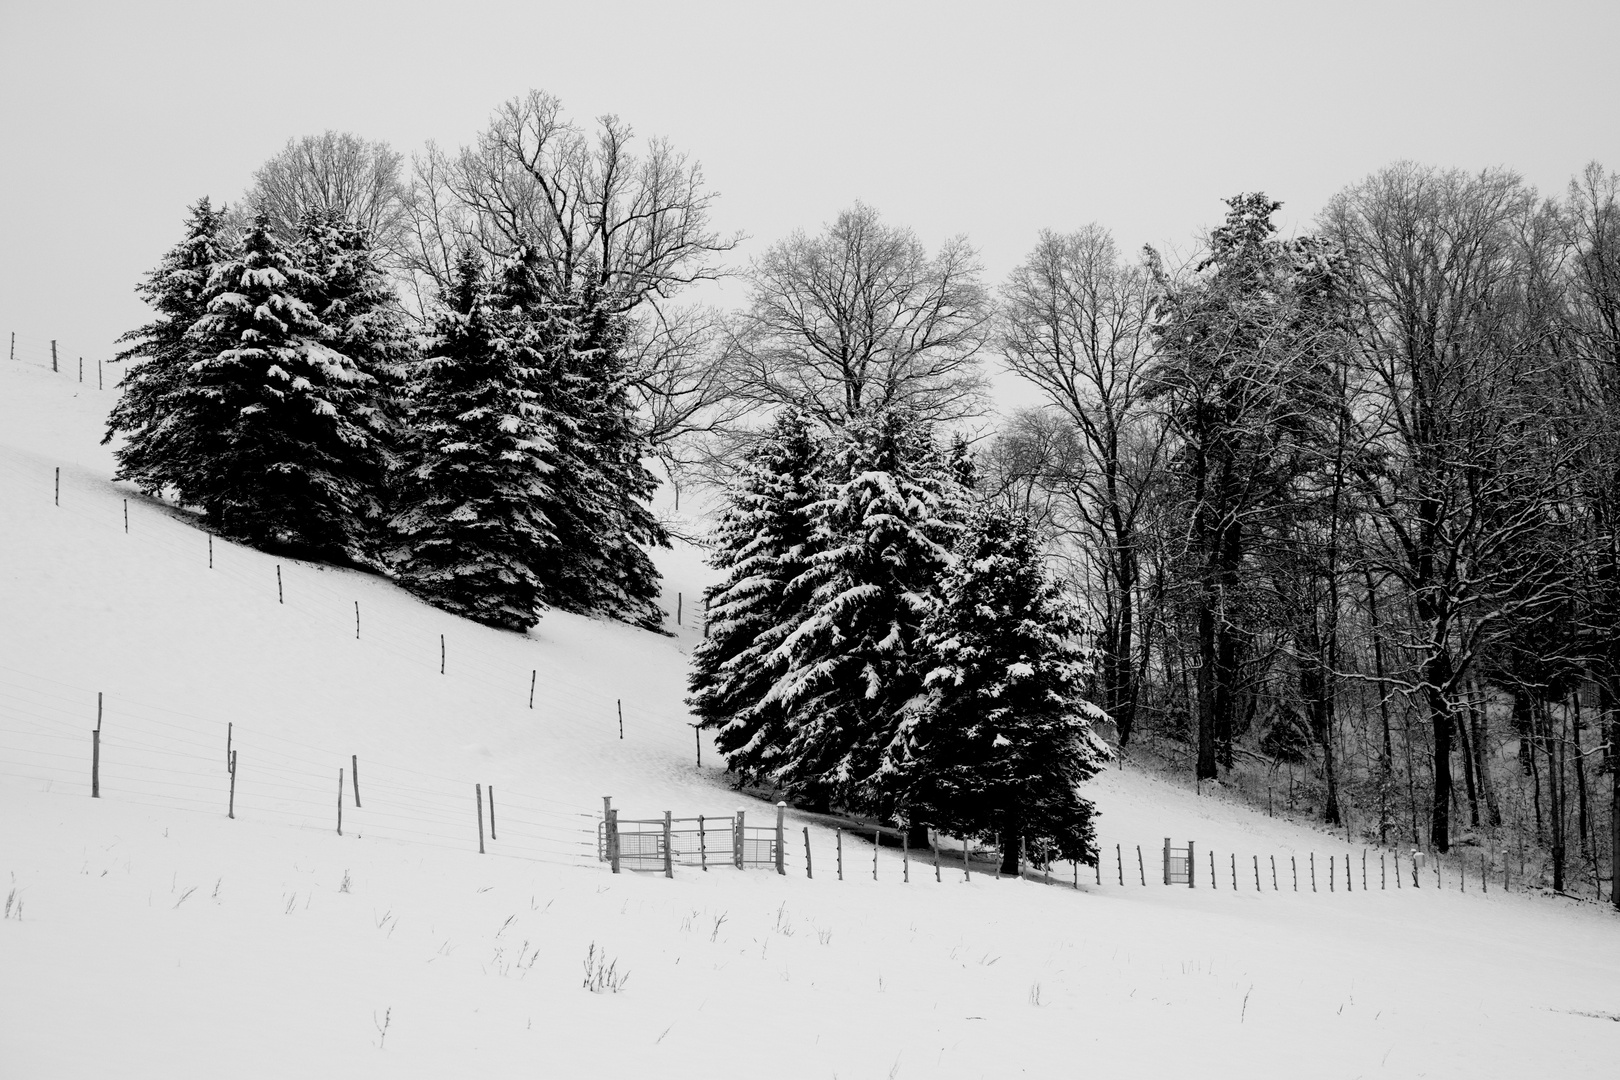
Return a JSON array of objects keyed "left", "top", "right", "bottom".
[{"left": 987, "top": 163, "right": 1620, "bottom": 904}]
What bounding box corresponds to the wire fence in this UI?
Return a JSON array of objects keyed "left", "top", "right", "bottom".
[
  {"left": 8, "top": 331, "right": 113, "bottom": 389},
  {"left": 0, "top": 663, "right": 601, "bottom": 869}
]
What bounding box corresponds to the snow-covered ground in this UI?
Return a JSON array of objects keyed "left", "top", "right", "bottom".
[{"left": 2, "top": 357, "right": 1618, "bottom": 1078}]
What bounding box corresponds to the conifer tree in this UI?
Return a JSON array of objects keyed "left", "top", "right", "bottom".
[
  {"left": 687, "top": 409, "right": 822, "bottom": 783},
  {"left": 540, "top": 291, "right": 670, "bottom": 629},
  {"left": 391, "top": 249, "right": 556, "bottom": 630},
  {"left": 185, "top": 211, "right": 385, "bottom": 562},
  {"left": 770, "top": 408, "right": 966, "bottom": 812},
  {"left": 294, "top": 208, "right": 414, "bottom": 546},
  {"left": 104, "top": 198, "right": 230, "bottom": 492},
  {"left": 891, "top": 505, "right": 1111, "bottom": 874}
]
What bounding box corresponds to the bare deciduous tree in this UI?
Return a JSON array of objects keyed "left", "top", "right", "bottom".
[
  {"left": 408, "top": 90, "right": 736, "bottom": 313},
  {"left": 251, "top": 131, "right": 407, "bottom": 254},
  {"left": 1323, "top": 163, "right": 1570, "bottom": 852},
  {"left": 727, "top": 202, "right": 990, "bottom": 428},
  {"left": 999, "top": 225, "right": 1161, "bottom": 743}
]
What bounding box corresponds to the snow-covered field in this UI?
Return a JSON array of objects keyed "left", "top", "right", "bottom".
[{"left": 3, "top": 357, "right": 1618, "bottom": 1078}]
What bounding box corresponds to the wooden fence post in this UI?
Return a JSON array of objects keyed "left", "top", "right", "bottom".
[
  {"left": 475, "top": 784, "right": 485, "bottom": 854},
  {"left": 354, "top": 602, "right": 360, "bottom": 640},
  {"left": 91, "top": 691, "right": 102, "bottom": 798},
  {"left": 677, "top": 592, "right": 682, "bottom": 625},
  {"left": 440, "top": 634, "right": 445, "bottom": 675},
  {"left": 836, "top": 828, "right": 843, "bottom": 880},
  {"left": 337, "top": 769, "right": 344, "bottom": 835},
  {"left": 1230, "top": 853, "right": 1236, "bottom": 890},
  {"left": 123, "top": 499, "right": 128, "bottom": 533},
  {"left": 1117, "top": 844, "right": 1124, "bottom": 886},
  {"left": 699, "top": 815, "right": 707, "bottom": 871},
  {"left": 617, "top": 699, "right": 623, "bottom": 739},
  {"left": 736, "top": 810, "right": 745, "bottom": 870},
  {"left": 79, "top": 356, "right": 83, "bottom": 383},
  {"left": 872, "top": 829, "right": 879, "bottom": 881},
  {"left": 1362, "top": 850, "right": 1367, "bottom": 890},
  {"left": 1271, "top": 854, "right": 1277, "bottom": 890},
  {"left": 1311, "top": 853, "right": 1317, "bottom": 892},
  {"left": 903, "top": 831, "right": 910, "bottom": 883},
  {"left": 1209, "top": 849, "right": 1216, "bottom": 888},
  {"left": 603, "top": 796, "right": 615, "bottom": 871},
  {"left": 1254, "top": 855, "right": 1260, "bottom": 891},
  {"left": 1292, "top": 855, "right": 1298, "bottom": 891},
  {"left": 228, "top": 750, "right": 236, "bottom": 819},
  {"left": 1188, "top": 841, "right": 1196, "bottom": 888},
  {"left": 8, "top": 331, "right": 12, "bottom": 360},
  {"left": 54, "top": 467, "right": 59, "bottom": 506},
  {"left": 276, "top": 565, "right": 283, "bottom": 604},
  {"left": 608, "top": 808, "right": 621, "bottom": 874},
  {"left": 351, "top": 755, "right": 360, "bottom": 807},
  {"left": 775, "top": 803, "right": 786, "bottom": 876},
  {"left": 98, "top": 358, "right": 102, "bottom": 389},
  {"left": 935, "top": 843, "right": 942, "bottom": 883},
  {"left": 489, "top": 786, "right": 497, "bottom": 840},
  {"left": 51, "top": 339, "right": 57, "bottom": 372},
  {"left": 1137, "top": 845, "right": 1145, "bottom": 886},
  {"left": 208, "top": 535, "right": 213, "bottom": 569},
  {"left": 965, "top": 836, "right": 971, "bottom": 882},
  {"left": 663, "top": 811, "right": 673, "bottom": 879},
  {"left": 529, "top": 670, "right": 536, "bottom": 709},
  {"left": 1163, "top": 838, "right": 1171, "bottom": 885},
  {"left": 692, "top": 724, "right": 702, "bottom": 768},
  {"left": 804, "top": 827, "right": 813, "bottom": 879}
]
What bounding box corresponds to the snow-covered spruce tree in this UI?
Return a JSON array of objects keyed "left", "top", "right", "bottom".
[
  {"left": 770, "top": 408, "right": 968, "bottom": 813},
  {"left": 889, "top": 504, "right": 1111, "bottom": 874},
  {"left": 545, "top": 289, "right": 670, "bottom": 629},
  {"left": 103, "top": 197, "right": 231, "bottom": 492},
  {"left": 389, "top": 249, "right": 557, "bottom": 630},
  {"left": 293, "top": 208, "right": 415, "bottom": 548},
  {"left": 183, "top": 211, "right": 386, "bottom": 563},
  {"left": 687, "top": 408, "right": 822, "bottom": 784}
]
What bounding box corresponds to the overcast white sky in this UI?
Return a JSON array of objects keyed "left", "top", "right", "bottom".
[{"left": 2, "top": 0, "right": 1616, "bottom": 399}]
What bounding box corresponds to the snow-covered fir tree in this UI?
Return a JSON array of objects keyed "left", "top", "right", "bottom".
[
  {"left": 769, "top": 408, "right": 968, "bottom": 813},
  {"left": 183, "top": 211, "right": 387, "bottom": 562},
  {"left": 687, "top": 408, "right": 822, "bottom": 783},
  {"left": 541, "top": 287, "right": 670, "bottom": 629},
  {"left": 103, "top": 197, "right": 231, "bottom": 492},
  {"left": 389, "top": 249, "right": 558, "bottom": 630},
  {"left": 889, "top": 504, "right": 1111, "bottom": 874},
  {"left": 293, "top": 208, "right": 414, "bottom": 548}
]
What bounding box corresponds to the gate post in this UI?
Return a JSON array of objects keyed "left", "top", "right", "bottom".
[
  {"left": 735, "top": 809, "right": 745, "bottom": 869},
  {"left": 663, "top": 811, "right": 674, "bottom": 879},
  {"left": 1188, "top": 841, "right": 1196, "bottom": 888},
  {"left": 775, "top": 802, "right": 786, "bottom": 875},
  {"left": 1163, "top": 837, "right": 1171, "bottom": 885}
]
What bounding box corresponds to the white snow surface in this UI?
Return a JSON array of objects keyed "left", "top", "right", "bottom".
[{"left": 2, "top": 360, "right": 1618, "bottom": 1078}]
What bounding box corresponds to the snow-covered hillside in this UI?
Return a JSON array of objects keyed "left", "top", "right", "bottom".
[{"left": 2, "top": 357, "right": 1618, "bottom": 1079}]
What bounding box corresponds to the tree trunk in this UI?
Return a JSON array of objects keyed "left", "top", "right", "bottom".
[
  {"left": 999, "top": 831, "right": 1021, "bottom": 876},
  {"left": 1549, "top": 700, "right": 1566, "bottom": 893},
  {"left": 1196, "top": 601, "right": 1218, "bottom": 781},
  {"left": 1467, "top": 680, "right": 1501, "bottom": 827},
  {"left": 1365, "top": 570, "right": 1395, "bottom": 844},
  {"left": 1572, "top": 691, "right": 1592, "bottom": 863},
  {"left": 1456, "top": 711, "right": 1480, "bottom": 828},
  {"left": 1426, "top": 651, "right": 1454, "bottom": 853}
]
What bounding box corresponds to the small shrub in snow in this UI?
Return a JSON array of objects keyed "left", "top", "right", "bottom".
[{"left": 582, "top": 942, "right": 629, "bottom": 993}]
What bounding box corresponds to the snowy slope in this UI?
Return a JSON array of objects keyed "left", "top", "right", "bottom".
[{"left": 2, "top": 357, "right": 1619, "bottom": 1079}]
